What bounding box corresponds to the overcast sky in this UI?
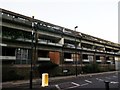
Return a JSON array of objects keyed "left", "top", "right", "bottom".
[{"left": 1, "top": 0, "right": 119, "bottom": 43}]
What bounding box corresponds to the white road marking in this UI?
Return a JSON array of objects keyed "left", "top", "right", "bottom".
[
  {"left": 113, "top": 76, "right": 117, "bottom": 78},
  {"left": 80, "top": 83, "right": 89, "bottom": 86},
  {"left": 66, "top": 82, "right": 89, "bottom": 89},
  {"left": 71, "top": 82, "right": 80, "bottom": 86},
  {"left": 63, "top": 82, "right": 80, "bottom": 90},
  {"left": 66, "top": 85, "right": 79, "bottom": 89},
  {"left": 110, "top": 81, "right": 119, "bottom": 84},
  {"left": 96, "top": 78, "right": 104, "bottom": 81},
  {"left": 85, "top": 80, "right": 92, "bottom": 83},
  {"left": 105, "top": 77, "right": 111, "bottom": 79},
  {"left": 96, "top": 78, "right": 99, "bottom": 80},
  {"left": 55, "top": 85, "right": 61, "bottom": 90}
]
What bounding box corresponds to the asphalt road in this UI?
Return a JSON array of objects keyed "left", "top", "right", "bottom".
[
  {"left": 48, "top": 72, "right": 119, "bottom": 90},
  {"left": 2, "top": 71, "right": 120, "bottom": 90}
]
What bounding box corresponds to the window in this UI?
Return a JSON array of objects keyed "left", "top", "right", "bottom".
[
  {"left": 15, "top": 48, "right": 30, "bottom": 64},
  {"left": 83, "top": 54, "right": 88, "bottom": 59}
]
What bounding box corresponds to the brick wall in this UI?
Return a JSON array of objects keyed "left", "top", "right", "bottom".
[{"left": 49, "top": 51, "right": 60, "bottom": 65}]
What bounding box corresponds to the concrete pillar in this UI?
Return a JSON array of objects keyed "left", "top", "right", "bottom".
[
  {"left": 59, "top": 38, "right": 64, "bottom": 45},
  {"left": 115, "top": 57, "right": 120, "bottom": 70},
  {"left": 93, "top": 53, "right": 96, "bottom": 64},
  {"left": 78, "top": 42, "right": 81, "bottom": 47},
  {"left": 88, "top": 55, "right": 94, "bottom": 63}
]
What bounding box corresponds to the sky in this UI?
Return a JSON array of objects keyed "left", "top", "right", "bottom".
[{"left": 1, "top": 0, "right": 119, "bottom": 43}]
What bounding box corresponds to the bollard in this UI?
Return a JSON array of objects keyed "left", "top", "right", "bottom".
[
  {"left": 104, "top": 81, "right": 110, "bottom": 90},
  {"left": 42, "top": 73, "right": 49, "bottom": 87}
]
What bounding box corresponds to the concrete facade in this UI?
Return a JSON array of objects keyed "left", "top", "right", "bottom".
[{"left": 1, "top": 8, "right": 120, "bottom": 79}]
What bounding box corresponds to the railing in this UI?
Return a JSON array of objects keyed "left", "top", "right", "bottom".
[
  {"left": 65, "top": 43, "right": 75, "bottom": 48},
  {"left": 106, "top": 60, "right": 111, "bottom": 63},
  {"left": 106, "top": 51, "right": 114, "bottom": 54},
  {"left": 38, "top": 57, "right": 50, "bottom": 61},
  {"left": 38, "top": 39, "right": 62, "bottom": 47},
  {"left": 96, "top": 50, "right": 104, "bottom": 52},
  {"left": 2, "top": 13, "right": 31, "bottom": 26},
  {"left": 82, "top": 47, "right": 95, "bottom": 51},
  {"left": 82, "top": 59, "right": 90, "bottom": 62},
  {"left": 0, "top": 43, "right": 7, "bottom": 46},
  {"left": 96, "top": 60, "right": 102, "bottom": 62},
  {"left": 64, "top": 59, "right": 73, "bottom": 62},
  {"left": 0, "top": 56, "right": 16, "bottom": 60}
]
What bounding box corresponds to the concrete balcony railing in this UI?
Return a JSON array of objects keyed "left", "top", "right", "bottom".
[
  {"left": 82, "top": 59, "right": 90, "bottom": 62},
  {"left": 64, "top": 59, "right": 73, "bottom": 62},
  {"left": 38, "top": 57, "right": 50, "bottom": 61},
  {"left": 55, "top": 43, "right": 62, "bottom": 47},
  {"left": 38, "top": 40, "right": 47, "bottom": 44},
  {"left": 0, "top": 56, "right": 16, "bottom": 60},
  {"left": 2, "top": 13, "right": 13, "bottom": 20},
  {"left": 82, "top": 48, "right": 95, "bottom": 51},
  {"left": 106, "top": 51, "right": 114, "bottom": 54},
  {"left": 38, "top": 40, "right": 62, "bottom": 47},
  {"left": 0, "top": 43, "right": 7, "bottom": 46},
  {"left": 106, "top": 60, "right": 112, "bottom": 63},
  {"left": 106, "top": 60, "right": 114, "bottom": 64},
  {"left": 96, "top": 50, "right": 104, "bottom": 52},
  {"left": 48, "top": 42, "right": 56, "bottom": 45},
  {"left": 2, "top": 13, "right": 31, "bottom": 26},
  {"left": 96, "top": 60, "right": 102, "bottom": 62},
  {"left": 65, "top": 43, "right": 75, "bottom": 48}
]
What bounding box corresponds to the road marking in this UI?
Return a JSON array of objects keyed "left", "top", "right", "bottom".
[
  {"left": 85, "top": 80, "right": 92, "bottom": 83},
  {"left": 71, "top": 82, "right": 80, "bottom": 86},
  {"left": 110, "top": 81, "right": 119, "bottom": 84},
  {"left": 55, "top": 85, "right": 61, "bottom": 90},
  {"left": 66, "top": 85, "right": 79, "bottom": 90},
  {"left": 113, "top": 76, "right": 117, "bottom": 78},
  {"left": 105, "top": 77, "right": 111, "bottom": 79},
  {"left": 80, "top": 83, "right": 89, "bottom": 86},
  {"left": 63, "top": 82, "right": 80, "bottom": 90},
  {"left": 96, "top": 78, "right": 104, "bottom": 81}
]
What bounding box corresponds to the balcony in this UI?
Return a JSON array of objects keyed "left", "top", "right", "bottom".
[
  {"left": 48, "top": 42, "right": 56, "bottom": 45},
  {"left": 106, "top": 60, "right": 111, "bottom": 63},
  {"left": 2, "top": 13, "right": 31, "bottom": 26},
  {"left": 106, "top": 60, "right": 113, "bottom": 64},
  {"left": 38, "top": 39, "right": 62, "bottom": 47},
  {"left": 96, "top": 50, "right": 104, "bottom": 52},
  {"left": 2, "top": 14, "right": 13, "bottom": 21},
  {"left": 0, "top": 43, "right": 7, "bottom": 46},
  {"left": 65, "top": 43, "right": 75, "bottom": 48},
  {"left": 96, "top": 60, "right": 102, "bottom": 62},
  {"left": 55, "top": 43, "right": 62, "bottom": 47},
  {"left": 38, "top": 40, "right": 47, "bottom": 44},
  {"left": 114, "top": 52, "right": 120, "bottom": 55},
  {"left": 82, "top": 59, "right": 90, "bottom": 62},
  {"left": 0, "top": 56, "right": 16, "bottom": 60},
  {"left": 82, "top": 48, "right": 95, "bottom": 51},
  {"left": 16, "top": 38, "right": 24, "bottom": 41},
  {"left": 64, "top": 59, "right": 73, "bottom": 62},
  {"left": 38, "top": 57, "right": 50, "bottom": 61}
]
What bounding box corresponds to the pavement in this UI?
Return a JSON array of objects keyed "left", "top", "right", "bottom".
[{"left": 2, "top": 71, "right": 119, "bottom": 90}]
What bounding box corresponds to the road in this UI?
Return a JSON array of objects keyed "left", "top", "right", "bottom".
[
  {"left": 48, "top": 72, "right": 119, "bottom": 90},
  {"left": 2, "top": 71, "right": 120, "bottom": 90}
]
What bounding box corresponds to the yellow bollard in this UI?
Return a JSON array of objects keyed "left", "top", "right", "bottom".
[{"left": 42, "top": 73, "right": 49, "bottom": 87}]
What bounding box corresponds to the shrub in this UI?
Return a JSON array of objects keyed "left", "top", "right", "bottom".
[
  {"left": 82, "top": 63, "right": 100, "bottom": 73},
  {"left": 2, "top": 65, "right": 24, "bottom": 82}
]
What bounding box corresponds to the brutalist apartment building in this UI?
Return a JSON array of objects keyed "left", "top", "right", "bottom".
[{"left": 1, "top": 8, "right": 120, "bottom": 81}]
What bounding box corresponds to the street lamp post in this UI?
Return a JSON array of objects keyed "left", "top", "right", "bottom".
[
  {"left": 62, "top": 29, "right": 64, "bottom": 75},
  {"left": 74, "top": 26, "right": 78, "bottom": 77},
  {"left": 30, "top": 16, "right": 34, "bottom": 89}
]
